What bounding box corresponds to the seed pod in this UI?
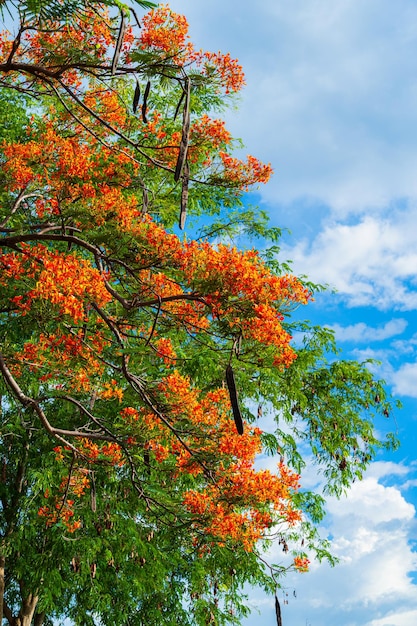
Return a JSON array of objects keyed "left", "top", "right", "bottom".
[
  {"left": 144, "top": 448, "right": 150, "bottom": 476},
  {"left": 174, "top": 78, "right": 191, "bottom": 182},
  {"left": 90, "top": 490, "right": 96, "bottom": 513},
  {"left": 142, "top": 80, "right": 151, "bottom": 124},
  {"left": 70, "top": 557, "right": 80, "bottom": 573},
  {"left": 179, "top": 161, "right": 189, "bottom": 230},
  {"left": 275, "top": 595, "right": 282, "bottom": 626},
  {"left": 111, "top": 12, "right": 127, "bottom": 75},
  {"left": 90, "top": 473, "right": 96, "bottom": 513},
  {"left": 141, "top": 187, "right": 149, "bottom": 214},
  {"left": 339, "top": 458, "right": 347, "bottom": 471},
  {"left": 133, "top": 80, "right": 141, "bottom": 114},
  {"left": 225, "top": 364, "right": 243, "bottom": 435}
]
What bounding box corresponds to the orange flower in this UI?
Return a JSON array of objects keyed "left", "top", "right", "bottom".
[
  {"left": 293, "top": 556, "right": 310, "bottom": 572},
  {"left": 140, "top": 5, "right": 193, "bottom": 63},
  {"left": 155, "top": 337, "right": 177, "bottom": 365},
  {"left": 2, "top": 244, "right": 111, "bottom": 324}
]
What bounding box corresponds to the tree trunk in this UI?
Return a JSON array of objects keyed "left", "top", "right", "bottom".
[
  {"left": 4, "top": 593, "right": 39, "bottom": 626},
  {"left": 1, "top": 588, "right": 40, "bottom": 626},
  {"left": 33, "top": 611, "right": 45, "bottom": 626},
  {"left": 0, "top": 553, "right": 5, "bottom": 624},
  {"left": 19, "top": 594, "right": 39, "bottom": 626}
]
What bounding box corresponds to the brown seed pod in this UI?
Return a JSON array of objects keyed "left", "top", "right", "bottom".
[
  {"left": 275, "top": 595, "right": 283, "bottom": 626},
  {"left": 111, "top": 12, "right": 127, "bottom": 75},
  {"left": 142, "top": 80, "right": 151, "bottom": 124},
  {"left": 132, "top": 80, "right": 141, "bottom": 114},
  {"left": 179, "top": 160, "right": 189, "bottom": 230},
  {"left": 225, "top": 364, "right": 243, "bottom": 435}
]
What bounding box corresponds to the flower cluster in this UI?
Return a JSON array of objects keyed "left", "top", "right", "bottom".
[
  {"left": 37, "top": 468, "right": 92, "bottom": 533},
  {"left": 13, "top": 331, "right": 107, "bottom": 392},
  {"left": 293, "top": 556, "right": 310, "bottom": 572},
  {"left": 183, "top": 459, "right": 301, "bottom": 551},
  {"left": 140, "top": 5, "right": 192, "bottom": 62},
  {"left": 16, "top": 10, "right": 134, "bottom": 88},
  {"left": 139, "top": 5, "right": 244, "bottom": 93},
  {"left": 1, "top": 244, "right": 111, "bottom": 324},
  {"left": 38, "top": 500, "right": 82, "bottom": 533},
  {"left": 121, "top": 219, "right": 311, "bottom": 367},
  {"left": 142, "top": 372, "right": 303, "bottom": 551},
  {"left": 202, "top": 51, "right": 246, "bottom": 94},
  {"left": 219, "top": 152, "right": 273, "bottom": 188}
]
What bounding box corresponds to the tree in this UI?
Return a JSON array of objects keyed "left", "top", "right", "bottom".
[{"left": 0, "top": 5, "right": 398, "bottom": 625}]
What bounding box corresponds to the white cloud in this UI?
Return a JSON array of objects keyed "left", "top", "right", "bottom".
[
  {"left": 326, "top": 476, "right": 415, "bottom": 523},
  {"left": 366, "top": 461, "right": 410, "bottom": 480},
  {"left": 170, "top": 0, "right": 417, "bottom": 214},
  {"left": 243, "top": 462, "right": 417, "bottom": 626},
  {"left": 330, "top": 319, "right": 408, "bottom": 343},
  {"left": 346, "top": 345, "right": 417, "bottom": 401},
  {"left": 391, "top": 333, "right": 417, "bottom": 356},
  {"left": 282, "top": 213, "right": 417, "bottom": 310},
  {"left": 366, "top": 610, "right": 417, "bottom": 626},
  {"left": 392, "top": 362, "right": 417, "bottom": 398}
]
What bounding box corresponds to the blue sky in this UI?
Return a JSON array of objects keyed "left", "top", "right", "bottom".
[{"left": 167, "top": 1, "right": 417, "bottom": 624}]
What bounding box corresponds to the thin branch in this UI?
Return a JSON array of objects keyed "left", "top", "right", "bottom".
[
  {"left": 5, "top": 25, "right": 25, "bottom": 67},
  {"left": 0, "top": 352, "right": 117, "bottom": 450},
  {"left": 1, "top": 232, "right": 105, "bottom": 257},
  {"left": 0, "top": 351, "right": 80, "bottom": 454},
  {"left": 0, "top": 191, "right": 40, "bottom": 229},
  {"left": 57, "top": 78, "right": 173, "bottom": 172},
  {"left": 59, "top": 395, "right": 119, "bottom": 441},
  {"left": 144, "top": 295, "right": 161, "bottom": 346},
  {"left": 91, "top": 303, "right": 214, "bottom": 480},
  {"left": 48, "top": 79, "right": 149, "bottom": 182},
  {"left": 56, "top": 453, "right": 76, "bottom": 517}
]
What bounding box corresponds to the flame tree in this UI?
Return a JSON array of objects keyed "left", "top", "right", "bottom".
[{"left": 0, "top": 3, "right": 398, "bottom": 626}]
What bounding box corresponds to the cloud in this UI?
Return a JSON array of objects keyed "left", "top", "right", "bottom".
[
  {"left": 282, "top": 212, "right": 417, "bottom": 310},
  {"left": 330, "top": 319, "right": 408, "bottom": 343},
  {"left": 392, "top": 362, "right": 417, "bottom": 398},
  {"left": 366, "top": 610, "right": 417, "bottom": 626},
  {"left": 243, "top": 462, "right": 417, "bottom": 626},
  {"left": 170, "top": 0, "right": 417, "bottom": 215},
  {"left": 391, "top": 333, "right": 417, "bottom": 356},
  {"left": 326, "top": 476, "right": 415, "bottom": 523},
  {"left": 366, "top": 461, "right": 410, "bottom": 480}
]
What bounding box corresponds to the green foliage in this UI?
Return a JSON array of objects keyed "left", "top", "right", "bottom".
[
  {"left": 1, "top": 0, "right": 156, "bottom": 22},
  {"left": 0, "top": 89, "right": 31, "bottom": 143}
]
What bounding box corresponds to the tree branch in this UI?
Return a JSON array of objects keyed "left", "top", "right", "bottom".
[
  {"left": 0, "top": 351, "right": 110, "bottom": 452},
  {"left": 0, "top": 190, "right": 40, "bottom": 229},
  {"left": 0, "top": 233, "right": 104, "bottom": 257},
  {"left": 2, "top": 599, "right": 14, "bottom": 625}
]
